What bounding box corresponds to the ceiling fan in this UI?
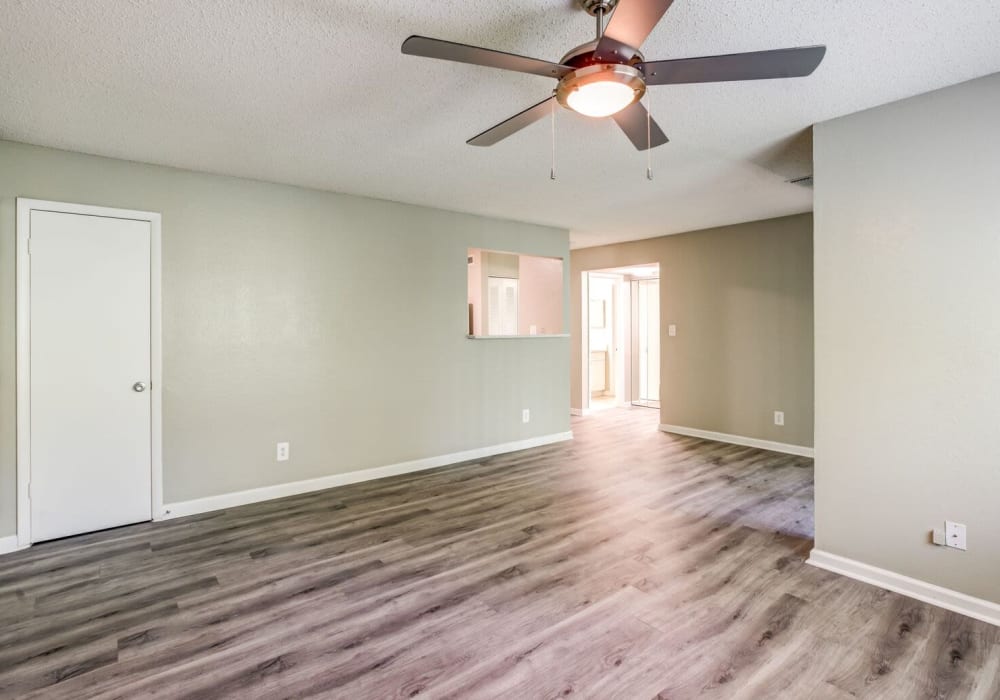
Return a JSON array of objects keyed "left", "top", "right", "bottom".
[{"left": 401, "top": 0, "right": 826, "bottom": 150}]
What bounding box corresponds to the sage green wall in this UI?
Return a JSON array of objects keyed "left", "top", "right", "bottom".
[
  {"left": 570, "top": 214, "right": 814, "bottom": 448},
  {"left": 0, "top": 139, "right": 570, "bottom": 537},
  {"left": 814, "top": 73, "right": 1000, "bottom": 603}
]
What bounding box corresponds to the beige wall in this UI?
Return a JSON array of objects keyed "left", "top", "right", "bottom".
[
  {"left": 814, "top": 73, "right": 1000, "bottom": 603},
  {"left": 571, "top": 214, "right": 814, "bottom": 448},
  {"left": 483, "top": 251, "right": 519, "bottom": 279},
  {"left": 0, "top": 139, "right": 570, "bottom": 537},
  {"left": 517, "top": 255, "right": 563, "bottom": 335}
]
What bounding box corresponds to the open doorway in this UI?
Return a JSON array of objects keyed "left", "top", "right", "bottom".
[{"left": 583, "top": 264, "right": 660, "bottom": 412}]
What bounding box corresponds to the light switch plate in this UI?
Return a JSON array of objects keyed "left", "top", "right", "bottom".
[{"left": 668, "top": 324, "right": 677, "bottom": 337}]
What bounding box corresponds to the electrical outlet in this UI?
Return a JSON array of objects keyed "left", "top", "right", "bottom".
[
  {"left": 774, "top": 411, "right": 785, "bottom": 426},
  {"left": 276, "top": 442, "right": 290, "bottom": 462},
  {"left": 522, "top": 409, "right": 530, "bottom": 424},
  {"left": 945, "top": 521, "right": 967, "bottom": 551},
  {"left": 668, "top": 324, "right": 677, "bottom": 337}
]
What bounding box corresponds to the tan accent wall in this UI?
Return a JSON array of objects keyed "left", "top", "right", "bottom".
[
  {"left": 517, "top": 255, "right": 563, "bottom": 335},
  {"left": 814, "top": 73, "right": 1000, "bottom": 603},
  {"left": 571, "top": 213, "right": 814, "bottom": 448},
  {"left": 0, "top": 140, "right": 570, "bottom": 536}
]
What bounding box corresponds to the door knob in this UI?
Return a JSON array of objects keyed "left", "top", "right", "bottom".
[{"left": 133, "top": 382, "right": 147, "bottom": 393}]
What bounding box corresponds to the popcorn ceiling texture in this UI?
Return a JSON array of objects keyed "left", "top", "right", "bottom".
[{"left": 1, "top": 0, "right": 998, "bottom": 247}]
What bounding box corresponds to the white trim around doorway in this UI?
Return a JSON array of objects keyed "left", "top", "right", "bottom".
[{"left": 15, "top": 198, "right": 163, "bottom": 550}]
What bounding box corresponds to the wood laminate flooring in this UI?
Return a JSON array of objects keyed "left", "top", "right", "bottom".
[{"left": 1, "top": 408, "right": 997, "bottom": 699}]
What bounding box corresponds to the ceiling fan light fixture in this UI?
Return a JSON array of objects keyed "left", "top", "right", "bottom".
[
  {"left": 556, "top": 63, "right": 646, "bottom": 118},
  {"left": 566, "top": 81, "right": 638, "bottom": 117}
]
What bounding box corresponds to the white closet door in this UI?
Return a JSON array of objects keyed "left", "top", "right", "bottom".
[{"left": 29, "top": 209, "right": 152, "bottom": 541}]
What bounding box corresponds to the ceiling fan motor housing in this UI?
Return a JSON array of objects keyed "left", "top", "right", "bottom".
[
  {"left": 579, "top": 0, "right": 619, "bottom": 17},
  {"left": 559, "top": 39, "right": 644, "bottom": 69},
  {"left": 556, "top": 37, "right": 647, "bottom": 118}
]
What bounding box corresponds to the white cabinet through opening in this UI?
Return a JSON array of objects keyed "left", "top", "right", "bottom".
[{"left": 487, "top": 276, "right": 518, "bottom": 336}]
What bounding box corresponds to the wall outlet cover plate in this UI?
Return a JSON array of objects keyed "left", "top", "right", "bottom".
[{"left": 945, "top": 520, "right": 967, "bottom": 551}]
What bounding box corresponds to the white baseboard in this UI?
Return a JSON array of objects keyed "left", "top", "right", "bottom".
[
  {"left": 570, "top": 408, "right": 589, "bottom": 416},
  {"left": 0, "top": 535, "right": 24, "bottom": 555},
  {"left": 160, "top": 431, "right": 574, "bottom": 521},
  {"left": 659, "top": 424, "right": 814, "bottom": 458},
  {"left": 808, "top": 549, "right": 1000, "bottom": 627}
]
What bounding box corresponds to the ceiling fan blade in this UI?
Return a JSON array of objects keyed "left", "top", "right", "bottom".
[
  {"left": 612, "top": 101, "right": 669, "bottom": 150},
  {"left": 594, "top": 0, "right": 676, "bottom": 63},
  {"left": 402, "top": 36, "right": 572, "bottom": 79},
  {"left": 467, "top": 97, "right": 557, "bottom": 147},
  {"left": 641, "top": 46, "right": 826, "bottom": 85}
]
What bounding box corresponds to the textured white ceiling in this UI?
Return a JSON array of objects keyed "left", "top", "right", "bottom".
[{"left": 1, "top": 1, "right": 998, "bottom": 248}]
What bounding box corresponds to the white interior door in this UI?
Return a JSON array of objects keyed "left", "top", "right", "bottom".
[{"left": 28, "top": 209, "right": 153, "bottom": 542}]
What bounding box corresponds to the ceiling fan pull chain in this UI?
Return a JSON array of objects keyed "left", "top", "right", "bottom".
[
  {"left": 646, "top": 94, "right": 653, "bottom": 180},
  {"left": 550, "top": 97, "right": 557, "bottom": 180}
]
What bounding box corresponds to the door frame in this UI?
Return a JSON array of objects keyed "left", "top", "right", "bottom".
[
  {"left": 583, "top": 271, "right": 631, "bottom": 411},
  {"left": 15, "top": 198, "right": 163, "bottom": 549}
]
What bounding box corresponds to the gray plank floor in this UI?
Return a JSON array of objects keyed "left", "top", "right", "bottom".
[{"left": 1, "top": 408, "right": 997, "bottom": 699}]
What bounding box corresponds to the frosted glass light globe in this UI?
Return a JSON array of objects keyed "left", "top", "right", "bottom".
[{"left": 566, "top": 80, "right": 638, "bottom": 118}]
